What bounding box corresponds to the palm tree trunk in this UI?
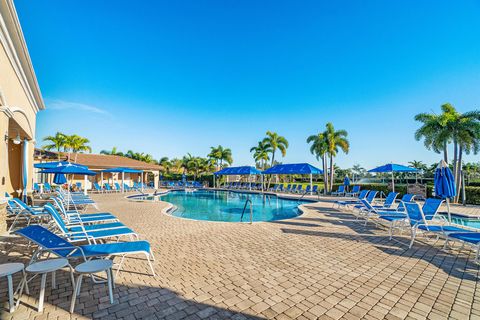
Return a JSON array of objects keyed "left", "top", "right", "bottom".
[
  {"left": 323, "top": 153, "right": 328, "bottom": 194},
  {"left": 443, "top": 141, "right": 448, "bottom": 163},
  {"left": 455, "top": 146, "right": 463, "bottom": 203},
  {"left": 329, "top": 154, "right": 334, "bottom": 192},
  {"left": 453, "top": 140, "right": 458, "bottom": 196}
]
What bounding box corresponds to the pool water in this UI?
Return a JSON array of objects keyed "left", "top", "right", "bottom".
[
  {"left": 445, "top": 215, "right": 480, "bottom": 229},
  {"left": 157, "top": 190, "right": 306, "bottom": 222}
]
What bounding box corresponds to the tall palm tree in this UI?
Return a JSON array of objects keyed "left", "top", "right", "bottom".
[
  {"left": 208, "top": 145, "right": 233, "bottom": 170},
  {"left": 324, "top": 123, "right": 349, "bottom": 191},
  {"left": 306, "top": 132, "right": 329, "bottom": 193},
  {"left": 43, "top": 132, "right": 67, "bottom": 159},
  {"left": 408, "top": 160, "right": 427, "bottom": 183},
  {"left": 263, "top": 131, "right": 289, "bottom": 167},
  {"left": 100, "top": 147, "right": 124, "bottom": 156},
  {"left": 351, "top": 164, "right": 365, "bottom": 183},
  {"left": 66, "top": 135, "right": 92, "bottom": 162},
  {"left": 250, "top": 141, "right": 272, "bottom": 170},
  {"left": 159, "top": 157, "right": 171, "bottom": 174}
]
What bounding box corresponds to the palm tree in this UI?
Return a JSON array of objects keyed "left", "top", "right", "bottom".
[
  {"left": 208, "top": 145, "right": 233, "bottom": 170},
  {"left": 170, "top": 158, "right": 183, "bottom": 174},
  {"left": 66, "top": 135, "right": 92, "bottom": 162},
  {"left": 416, "top": 104, "right": 480, "bottom": 202},
  {"left": 43, "top": 132, "right": 67, "bottom": 159},
  {"left": 263, "top": 131, "right": 288, "bottom": 167},
  {"left": 100, "top": 147, "right": 124, "bottom": 156},
  {"left": 306, "top": 132, "right": 329, "bottom": 193},
  {"left": 408, "top": 160, "right": 427, "bottom": 183},
  {"left": 159, "top": 157, "right": 171, "bottom": 174},
  {"left": 324, "top": 123, "right": 349, "bottom": 191},
  {"left": 250, "top": 141, "right": 272, "bottom": 170},
  {"left": 351, "top": 164, "right": 365, "bottom": 183}
]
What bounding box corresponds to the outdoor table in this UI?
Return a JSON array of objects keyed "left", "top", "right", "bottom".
[
  {"left": 70, "top": 259, "right": 114, "bottom": 313},
  {"left": 24, "top": 258, "right": 69, "bottom": 312},
  {"left": 0, "top": 263, "right": 26, "bottom": 313}
]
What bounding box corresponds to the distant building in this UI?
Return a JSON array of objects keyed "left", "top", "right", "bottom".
[
  {"left": 0, "top": 0, "right": 45, "bottom": 198},
  {"left": 34, "top": 149, "right": 162, "bottom": 189}
]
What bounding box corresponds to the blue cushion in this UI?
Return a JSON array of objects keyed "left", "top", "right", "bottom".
[{"left": 448, "top": 232, "right": 480, "bottom": 244}]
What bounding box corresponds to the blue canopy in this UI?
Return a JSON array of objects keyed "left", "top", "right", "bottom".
[
  {"left": 35, "top": 161, "right": 88, "bottom": 169},
  {"left": 215, "top": 166, "right": 262, "bottom": 176},
  {"left": 102, "top": 167, "right": 142, "bottom": 173},
  {"left": 368, "top": 163, "right": 419, "bottom": 173},
  {"left": 39, "top": 163, "right": 97, "bottom": 176},
  {"left": 53, "top": 173, "right": 67, "bottom": 184},
  {"left": 262, "top": 163, "right": 323, "bottom": 175}
]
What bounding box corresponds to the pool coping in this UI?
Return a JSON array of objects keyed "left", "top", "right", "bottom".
[{"left": 126, "top": 188, "right": 317, "bottom": 224}]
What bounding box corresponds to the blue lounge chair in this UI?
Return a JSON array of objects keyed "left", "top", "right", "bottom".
[
  {"left": 270, "top": 184, "right": 278, "bottom": 192},
  {"left": 33, "top": 183, "right": 40, "bottom": 193},
  {"left": 75, "top": 182, "right": 82, "bottom": 191},
  {"left": 44, "top": 183, "right": 52, "bottom": 193},
  {"left": 44, "top": 203, "right": 138, "bottom": 244},
  {"left": 380, "top": 194, "right": 416, "bottom": 212},
  {"left": 290, "top": 185, "right": 297, "bottom": 193},
  {"left": 305, "top": 185, "right": 311, "bottom": 194},
  {"left": 345, "top": 185, "right": 361, "bottom": 197},
  {"left": 114, "top": 182, "right": 122, "bottom": 192},
  {"left": 16, "top": 225, "right": 155, "bottom": 276},
  {"left": 331, "top": 185, "right": 345, "bottom": 196},
  {"left": 51, "top": 197, "right": 118, "bottom": 225},
  {"left": 378, "top": 199, "right": 446, "bottom": 244},
  {"left": 312, "top": 185, "right": 319, "bottom": 194},
  {"left": 445, "top": 232, "right": 480, "bottom": 263},
  {"left": 123, "top": 183, "right": 132, "bottom": 192},
  {"left": 277, "top": 185, "right": 284, "bottom": 192},
  {"left": 335, "top": 189, "right": 370, "bottom": 208},
  {"left": 8, "top": 198, "right": 48, "bottom": 232},
  {"left": 285, "top": 184, "right": 291, "bottom": 193},
  {"left": 353, "top": 190, "right": 378, "bottom": 211},
  {"left": 373, "top": 192, "right": 399, "bottom": 209},
  {"left": 296, "top": 185, "right": 303, "bottom": 194}
]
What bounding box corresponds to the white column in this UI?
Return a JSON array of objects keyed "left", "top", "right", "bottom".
[
  {"left": 84, "top": 175, "right": 87, "bottom": 195},
  {"left": 122, "top": 172, "right": 125, "bottom": 192}
]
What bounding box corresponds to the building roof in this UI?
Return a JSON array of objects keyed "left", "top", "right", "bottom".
[{"left": 34, "top": 149, "right": 161, "bottom": 171}]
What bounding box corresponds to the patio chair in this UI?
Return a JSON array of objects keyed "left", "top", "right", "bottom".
[
  {"left": 51, "top": 197, "right": 118, "bottom": 225},
  {"left": 296, "top": 185, "right": 303, "bottom": 194},
  {"left": 380, "top": 194, "right": 416, "bottom": 212},
  {"left": 331, "top": 185, "right": 345, "bottom": 196},
  {"left": 33, "top": 183, "right": 40, "bottom": 193},
  {"left": 444, "top": 232, "right": 480, "bottom": 263},
  {"left": 312, "top": 185, "right": 319, "bottom": 194},
  {"left": 44, "top": 203, "right": 138, "bottom": 244},
  {"left": 92, "top": 182, "right": 103, "bottom": 193},
  {"left": 372, "top": 192, "right": 399, "bottom": 209},
  {"left": 277, "top": 185, "right": 284, "bottom": 192},
  {"left": 345, "top": 185, "right": 360, "bottom": 197},
  {"left": 334, "top": 190, "right": 370, "bottom": 208},
  {"left": 8, "top": 198, "right": 49, "bottom": 232},
  {"left": 291, "top": 185, "right": 297, "bottom": 193},
  {"left": 304, "top": 185, "right": 311, "bottom": 194},
  {"left": 16, "top": 225, "right": 155, "bottom": 276},
  {"left": 352, "top": 191, "right": 378, "bottom": 212},
  {"left": 44, "top": 183, "right": 52, "bottom": 193},
  {"left": 75, "top": 182, "right": 83, "bottom": 191}
]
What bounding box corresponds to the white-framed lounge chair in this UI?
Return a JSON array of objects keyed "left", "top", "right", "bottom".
[
  {"left": 51, "top": 197, "right": 118, "bottom": 225},
  {"left": 372, "top": 192, "right": 399, "bottom": 210},
  {"left": 8, "top": 198, "right": 49, "bottom": 232},
  {"left": 331, "top": 185, "right": 345, "bottom": 196},
  {"left": 44, "top": 203, "right": 138, "bottom": 244},
  {"left": 334, "top": 189, "right": 369, "bottom": 208},
  {"left": 352, "top": 191, "right": 378, "bottom": 212},
  {"left": 16, "top": 225, "right": 155, "bottom": 276},
  {"left": 399, "top": 200, "right": 469, "bottom": 249},
  {"left": 345, "top": 185, "right": 360, "bottom": 197},
  {"left": 444, "top": 232, "right": 480, "bottom": 263}
]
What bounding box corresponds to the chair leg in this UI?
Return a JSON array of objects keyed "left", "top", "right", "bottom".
[
  {"left": 409, "top": 227, "right": 417, "bottom": 249},
  {"left": 7, "top": 274, "right": 14, "bottom": 313},
  {"left": 70, "top": 275, "right": 83, "bottom": 313},
  {"left": 147, "top": 254, "right": 156, "bottom": 277},
  {"left": 107, "top": 269, "right": 114, "bottom": 304},
  {"left": 51, "top": 271, "right": 56, "bottom": 289},
  {"left": 38, "top": 273, "right": 47, "bottom": 312}
]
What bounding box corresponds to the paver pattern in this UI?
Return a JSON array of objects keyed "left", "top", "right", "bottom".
[{"left": 1, "top": 192, "right": 480, "bottom": 319}]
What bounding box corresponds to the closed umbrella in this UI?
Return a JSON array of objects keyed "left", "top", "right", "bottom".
[
  {"left": 434, "top": 160, "right": 456, "bottom": 222},
  {"left": 53, "top": 173, "right": 67, "bottom": 185}
]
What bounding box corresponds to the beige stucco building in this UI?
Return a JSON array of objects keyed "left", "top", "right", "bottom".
[{"left": 0, "top": 0, "right": 45, "bottom": 199}]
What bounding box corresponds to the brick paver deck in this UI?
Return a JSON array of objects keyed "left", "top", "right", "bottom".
[{"left": 1, "top": 192, "right": 480, "bottom": 319}]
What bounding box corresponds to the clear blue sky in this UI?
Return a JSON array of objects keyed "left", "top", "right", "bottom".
[{"left": 16, "top": 0, "right": 480, "bottom": 169}]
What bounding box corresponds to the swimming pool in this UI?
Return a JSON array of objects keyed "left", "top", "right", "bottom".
[
  {"left": 443, "top": 214, "right": 480, "bottom": 229},
  {"left": 131, "top": 190, "right": 308, "bottom": 222}
]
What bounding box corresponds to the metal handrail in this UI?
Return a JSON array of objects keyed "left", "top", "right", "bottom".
[{"left": 241, "top": 197, "right": 253, "bottom": 224}]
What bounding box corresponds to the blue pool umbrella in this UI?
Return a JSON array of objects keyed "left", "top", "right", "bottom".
[
  {"left": 368, "top": 163, "right": 419, "bottom": 192},
  {"left": 34, "top": 161, "right": 88, "bottom": 169},
  {"left": 434, "top": 160, "right": 456, "bottom": 222},
  {"left": 53, "top": 173, "right": 67, "bottom": 185}
]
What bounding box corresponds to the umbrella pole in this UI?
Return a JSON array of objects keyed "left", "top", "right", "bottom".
[
  {"left": 446, "top": 198, "right": 451, "bottom": 223},
  {"left": 391, "top": 171, "right": 395, "bottom": 193},
  {"left": 310, "top": 173, "right": 313, "bottom": 195},
  {"left": 122, "top": 172, "right": 125, "bottom": 193}
]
